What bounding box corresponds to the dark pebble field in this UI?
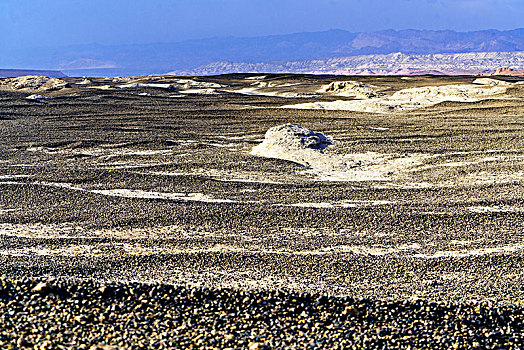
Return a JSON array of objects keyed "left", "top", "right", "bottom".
[{"left": 1, "top": 277, "right": 524, "bottom": 349}]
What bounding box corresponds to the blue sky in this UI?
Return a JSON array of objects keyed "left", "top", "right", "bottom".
[{"left": 1, "top": 0, "right": 523, "bottom": 49}]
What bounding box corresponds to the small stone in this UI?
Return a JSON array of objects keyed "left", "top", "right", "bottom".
[
  {"left": 26, "top": 94, "right": 49, "bottom": 101},
  {"left": 32, "top": 282, "right": 50, "bottom": 293},
  {"left": 342, "top": 305, "right": 359, "bottom": 316},
  {"left": 248, "top": 342, "right": 271, "bottom": 350}
]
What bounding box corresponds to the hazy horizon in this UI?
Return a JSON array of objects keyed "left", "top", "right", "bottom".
[{"left": 6, "top": 27, "right": 524, "bottom": 51}]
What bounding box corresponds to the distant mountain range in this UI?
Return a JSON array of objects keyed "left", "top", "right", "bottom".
[
  {"left": 170, "top": 51, "right": 524, "bottom": 76},
  {"left": 0, "top": 69, "right": 66, "bottom": 78},
  {"left": 2, "top": 28, "right": 524, "bottom": 77}
]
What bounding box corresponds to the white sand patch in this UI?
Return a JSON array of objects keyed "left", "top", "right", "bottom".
[
  {"left": 282, "top": 99, "right": 400, "bottom": 113},
  {"left": 0, "top": 181, "right": 93, "bottom": 192},
  {"left": 285, "top": 200, "right": 395, "bottom": 208},
  {"left": 227, "top": 87, "right": 317, "bottom": 98},
  {"left": 215, "top": 135, "right": 251, "bottom": 141},
  {"left": 87, "top": 85, "right": 113, "bottom": 90},
  {"left": 14, "top": 241, "right": 518, "bottom": 258},
  {"left": 252, "top": 124, "right": 428, "bottom": 181},
  {"left": 398, "top": 243, "right": 423, "bottom": 250},
  {"left": 317, "top": 81, "right": 385, "bottom": 98},
  {"left": 0, "top": 243, "right": 385, "bottom": 257},
  {"left": 472, "top": 78, "right": 513, "bottom": 86},
  {"left": 175, "top": 80, "right": 224, "bottom": 88},
  {"left": 245, "top": 76, "right": 267, "bottom": 80},
  {"left": 100, "top": 149, "right": 175, "bottom": 159},
  {"left": 90, "top": 189, "right": 236, "bottom": 203},
  {"left": 408, "top": 156, "right": 501, "bottom": 172},
  {"left": 26, "top": 146, "right": 175, "bottom": 158},
  {"left": 112, "top": 77, "right": 133, "bottom": 83},
  {"left": 0, "top": 222, "right": 87, "bottom": 239},
  {"left": 467, "top": 206, "right": 524, "bottom": 213},
  {"left": 450, "top": 239, "right": 483, "bottom": 245},
  {"left": 0, "top": 246, "right": 103, "bottom": 257},
  {"left": 118, "top": 83, "right": 175, "bottom": 89},
  {"left": 392, "top": 84, "right": 507, "bottom": 99},
  {"left": 77, "top": 78, "right": 94, "bottom": 85},
  {"left": 275, "top": 83, "right": 302, "bottom": 88},
  {"left": 178, "top": 88, "right": 221, "bottom": 95},
  {"left": 304, "top": 243, "right": 422, "bottom": 256},
  {"left": 201, "top": 142, "right": 237, "bottom": 148},
  {"left": 420, "top": 211, "right": 452, "bottom": 215},
  {"left": 0, "top": 175, "right": 32, "bottom": 179},
  {"left": 413, "top": 244, "right": 524, "bottom": 259},
  {"left": 149, "top": 170, "right": 286, "bottom": 185},
  {"left": 464, "top": 171, "right": 524, "bottom": 185},
  {"left": 250, "top": 81, "right": 277, "bottom": 88},
  {"left": 0, "top": 223, "right": 213, "bottom": 239},
  {"left": 305, "top": 152, "right": 429, "bottom": 182},
  {"left": 375, "top": 182, "right": 434, "bottom": 189},
  {"left": 282, "top": 83, "right": 508, "bottom": 113},
  {"left": 0, "top": 181, "right": 236, "bottom": 203},
  {"left": 99, "top": 162, "right": 175, "bottom": 170},
  {"left": 5, "top": 164, "right": 39, "bottom": 167}
]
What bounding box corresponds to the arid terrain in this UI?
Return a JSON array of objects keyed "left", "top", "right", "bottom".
[{"left": 1, "top": 74, "right": 524, "bottom": 348}]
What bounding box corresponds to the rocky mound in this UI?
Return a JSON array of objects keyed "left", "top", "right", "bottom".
[
  {"left": 250, "top": 124, "right": 424, "bottom": 181},
  {"left": 0, "top": 75, "right": 68, "bottom": 92},
  {"left": 317, "top": 81, "right": 384, "bottom": 99},
  {"left": 77, "top": 78, "right": 94, "bottom": 85},
  {"left": 251, "top": 124, "right": 344, "bottom": 176},
  {"left": 252, "top": 124, "right": 332, "bottom": 154}
]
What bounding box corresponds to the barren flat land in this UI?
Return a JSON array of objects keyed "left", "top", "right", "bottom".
[{"left": 1, "top": 74, "right": 524, "bottom": 348}]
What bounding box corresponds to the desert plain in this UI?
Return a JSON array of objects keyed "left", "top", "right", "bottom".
[{"left": 1, "top": 74, "right": 524, "bottom": 349}]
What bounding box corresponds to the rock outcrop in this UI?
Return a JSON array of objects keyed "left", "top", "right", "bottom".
[
  {"left": 495, "top": 67, "right": 524, "bottom": 77},
  {"left": 251, "top": 124, "right": 333, "bottom": 158},
  {"left": 317, "top": 81, "right": 385, "bottom": 99},
  {"left": 0, "top": 76, "right": 68, "bottom": 92},
  {"left": 284, "top": 83, "right": 510, "bottom": 113}
]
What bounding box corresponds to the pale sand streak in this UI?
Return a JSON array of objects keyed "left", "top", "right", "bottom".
[
  {"left": 2, "top": 239, "right": 523, "bottom": 259},
  {"left": 0, "top": 181, "right": 236, "bottom": 203}
]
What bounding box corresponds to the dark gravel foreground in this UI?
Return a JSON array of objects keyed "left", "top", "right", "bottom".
[{"left": 1, "top": 278, "right": 523, "bottom": 350}]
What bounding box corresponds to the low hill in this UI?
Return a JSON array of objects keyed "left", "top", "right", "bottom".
[
  {"left": 169, "top": 51, "right": 524, "bottom": 76},
  {"left": 0, "top": 69, "right": 66, "bottom": 78}
]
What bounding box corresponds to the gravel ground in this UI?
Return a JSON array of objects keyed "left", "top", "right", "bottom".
[
  {"left": 1, "top": 74, "right": 524, "bottom": 348},
  {"left": 1, "top": 277, "right": 524, "bottom": 349}
]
